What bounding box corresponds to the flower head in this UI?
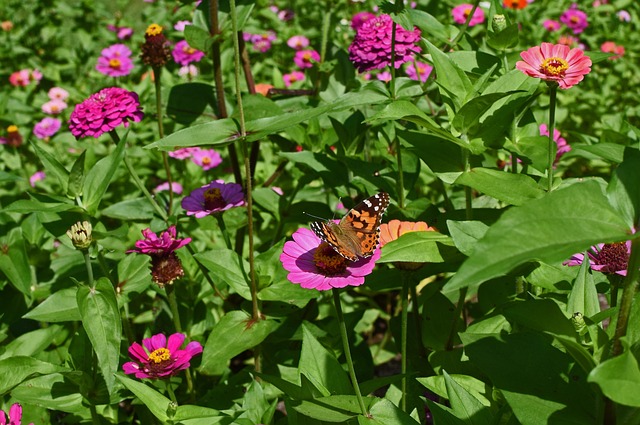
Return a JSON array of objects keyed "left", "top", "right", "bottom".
[
  {"left": 0, "top": 403, "right": 33, "bottom": 425},
  {"left": 287, "top": 35, "right": 310, "bottom": 50},
  {"left": 351, "top": 11, "right": 376, "bottom": 31},
  {"left": 255, "top": 83, "right": 274, "bottom": 96},
  {"left": 42, "top": 99, "right": 68, "bottom": 115},
  {"left": 379, "top": 219, "right": 436, "bottom": 270},
  {"left": 294, "top": 49, "right": 320, "bottom": 69},
  {"left": 33, "top": 117, "right": 62, "bottom": 139},
  {"left": 191, "top": 148, "right": 222, "bottom": 170},
  {"left": 182, "top": 180, "right": 245, "bottom": 217},
  {"left": 503, "top": 0, "right": 528, "bottom": 9},
  {"left": 564, "top": 241, "right": 631, "bottom": 276},
  {"left": 123, "top": 333, "right": 202, "bottom": 379},
  {"left": 66, "top": 220, "right": 92, "bottom": 250},
  {"left": 174, "top": 20, "right": 191, "bottom": 31},
  {"left": 280, "top": 226, "right": 380, "bottom": 290},
  {"left": 1, "top": 125, "right": 23, "bottom": 147},
  {"left": 9, "top": 69, "right": 40, "bottom": 87},
  {"left": 107, "top": 24, "right": 134, "bottom": 40},
  {"left": 515, "top": 42, "right": 591, "bottom": 89},
  {"left": 543, "top": 19, "right": 561, "bottom": 31},
  {"left": 539, "top": 123, "right": 570, "bottom": 163},
  {"left": 68, "top": 87, "right": 144, "bottom": 139},
  {"left": 48, "top": 87, "right": 69, "bottom": 101},
  {"left": 178, "top": 65, "right": 199, "bottom": 78},
  {"left": 283, "top": 71, "right": 305, "bottom": 87},
  {"left": 29, "top": 171, "right": 46, "bottom": 187},
  {"left": 96, "top": 43, "right": 134, "bottom": 77},
  {"left": 141, "top": 24, "right": 171, "bottom": 68},
  {"left": 406, "top": 61, "right": 433, "bottom": 83},
  {"left": 560, "top": 6, "right": 588, "bottom": 34},
  {"left": 601, "top": 41, "right": 625, "bottom": 60},
  {"left": 348, "top": 14, "right": 421, "bottom": 73},
  {"left": 451, "top": 4, "right": 485, "bottom": 26},
  {"left": 278, "top": 9, "right": 294, "bottom": 21},
  {"left": 377, "top": 71, "right": 392, "bottom": 82},
  {"left": 154, "top": 181, "right": 183, "bottom": 194},
  {"left": 617, "top": 10, "right": 631, "bottom": 22},
  {"left": 172, "top": 40, "right": 205, "bottom": 66},
  {"left": 1, "top": 21, "right": 13, "bottom": 32}
]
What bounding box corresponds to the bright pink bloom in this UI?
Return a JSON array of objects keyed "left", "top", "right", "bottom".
[
  {"left": 107, "top": 24, "right": 133, "bottom": 40},
  {"left": 406, "top": 61, "right": 433, "bottom": 82},
  {"left": 278, "top": 9, "right": 294, "bottom": 21},
  {"left": 377, "top": 71, "right": 392, "bottom": 82},
  {"left": 253, "top": 39, "right": 272, "bottom": 53},
  {"left": 168, "top": 147, "right": 199, "bottom": 159},
  {"left": 48, "top": 87, "right": 69, "bottom": 100},
  {"left": 172, "top": 40, "right": 205, "bottom": 66},
  {"left": 68, "top": 87, "right": 144, "bottom": 138},
  {"left": 294, "top": 50, "right": 320, "bottom": 69},
  {"left": 349, "top": 14, "right": 421, "bottom": 72},
  {"left": 191, "top": 148, "right": 222, "bottom": 170},
  {"left": 29, "top": 171, "right": 46, "bottom": 187},
  {"left": 181, "top": 179, "right": 245, "bottom": 218},
  {"left": 174, "top": 20, "right": 191, "bottom": 31},
  {"left": 96, "top": 44, "right": 134, "bottom": 77},
  {"left": 128, "top": 226, "right": 191, "bottom": 255},
  {"left": 543, "top": 19, "right": 561, "bottom": 31},
  {"left": 351, "top": 11, "right": 376, "bottom": 31},
  {"left": 279, "top": 226, "right": 380, "bottom": 291},
  {"left": 123, "top": 333, "right": 202, "bottom": 379},
  {"left": 601, "top": 41, "right": 625, "bottom": 60},
  {"left": 0, "top": 403, "right": 34, "bottom": 425},
  {"left": 564, "top": 241, "right": 631, "bottom": 276},
  {"left": 287, "top": 35, "right": 310, "bottom": 50},
  {"left": 451, "top": 4, "right": 485, "bottom": 26},
  {"left": 9, "top": 69, "right": 40, "bottom": 87},
  {"left": 250, "top": 31, "right": 276, "bottom": 44},
  {"left": 154, "top": 181, "right": 183, "bottom": 194},
  {"left": 283, "top": 71, "right": 305, "bottom": 87},
  {"left": 560, "top": 6, "right": 588, "bottom": 34},
  {"left": 539, "top": 124, "right": 570, "bottom": 163},
  {"left": 33, "top": 117, "right": 62, "bottom": 139},
  {"left": 515, "top": 42, "right": 592, "bottom": 89},
  {"left": 42, "top": 99, "right": 68, "bottom": 115}
]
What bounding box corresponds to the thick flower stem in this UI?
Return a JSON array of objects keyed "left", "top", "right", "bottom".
[
  {"left": 214, "top": 214, "right": 233, "bottom": 250},
  {"left": 83, "top": 250, "right": 94, "bottom": 289},
  {"left": 610, "top": 237, "right": 640, "bottom": 357},
  {"left": 332, "top": 289, "right": 369, "bottom": 417},
  {"left": 400, "top": 276, "right": 409, "bottom": 412},
  {"left": 546, "top": 84, "right": 558, "bottom": 192},
  {"left": 165, "top": 285, "right": 195, "bottom": 397},
  {"left": 152, "top": 66, "right": 174, "bottom": 215}
]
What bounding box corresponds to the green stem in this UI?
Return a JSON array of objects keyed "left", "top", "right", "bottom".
[
  {"left": 448, "top": 0, "right": 481, "bottom": 49},
  {"left": 89, "top": 404, "right": 100, "bottom": 425},
  {"left": 332, "top": 289, "right": 369, "bottom": 417},
  {"left": 185, "top": 244, "right": 225, "bottom": 300},
  {"left": 546, "top": 84, "right": 558, "bottom": 192},
  {"left": 445, "top": 287, "right": 467, "bottom": 351},
  {"left": 166, "top": 380, "right": 178, "bottom": 403},
  {"left": 409, "top": 281, "right": 426, "bottom": 358},
  {"left": 165, "top": 285, "right": 195, "bottom": 397},
  {"left": 400, "top": 276, "right": 409, "bottom": 413},
  {"left": 610, "top": 237, "right": 640, "bottom": 357},
  {"left": 83, "top": 251, "right": 94, "bottom": 289},
  {"left": 153, "top": 66, "right": 174, "bottom": 216},
  {"left": 214, "top": 214, "right": 232, "bottom": 250}
]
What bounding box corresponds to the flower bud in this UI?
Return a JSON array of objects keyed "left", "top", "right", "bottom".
[
  {"left": 492, "top": 14, "right": 507, "bottom": 32},
  {"left": 141, "top": 23, "right": 171, "bottom": 68},
  {"left": 571, "top": 312, "right": 587, "bottom": 335},
  {"left": 67, "top": 221, "right": 92, "bottom": 250}
]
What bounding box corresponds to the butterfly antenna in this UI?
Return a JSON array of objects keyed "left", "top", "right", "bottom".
[{"left": 303, "top": 212, "right": 327, "bottom": 221}]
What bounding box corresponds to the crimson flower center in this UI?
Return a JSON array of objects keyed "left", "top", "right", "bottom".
[
  {"left": 203, "top": 187, "right": 225, "bottom": 210},
  {"left": 540, "top": 57, "right": 569, "bottom": 77},
  {"left": 313, "top": 243, "right": 348, "bottom": 275},
  {"left": 597, "top": 243, "right": 629, "bottom": 274}
]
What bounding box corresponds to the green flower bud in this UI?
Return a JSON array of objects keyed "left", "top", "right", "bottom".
[
  {"left": 571, "top": 312, "right": 587, "bottom": 335},
  {"left": 492, "top": 14, "right": 507, "bottom": 33},
  {"left": 67, "top": 221, "right": 92, "bottom": 250}
]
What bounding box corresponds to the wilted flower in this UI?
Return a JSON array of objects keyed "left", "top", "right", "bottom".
[
  {"left": 557, "top": 35, "right": 580, "bottom": 48},
  {"left": 277, "top": 9, "right": 294, "bottom": 21},
  {"left": 191, "top": 148, "right": 222, "bottom": 170},
  {"left": 33, "top": 117, "right": 62, "bottom": 139},
  {"left": 141, "top": 24, "right": 172, "bottom": 68},
  {"left": 406, "top": 61, "right": 433, "bottom": 83},
  {"left": 351, "top": 11, "right": 376, "bottom": 31},
  {"left": 515, "top": 42, "right": 592, "bottom": 89},
  {"left": 172, "top": 40, "right": 205, "bottom": 66},
  {"left": 564, "top": 241, "right": 631, "bottom": 276},
  {"left": 42, "top": 99, "right": 68, "bottom": 115},
  {"left": 1, "top": 125, "right": 22, "bottom": 147},
  {"left": 123, "top": 333, "right": 202, "bottom": 379},
  {"left": 68, "top": 87, "right": 144, "bottom": 139},
  {"left": 287, "top": 35, "right": 310, "bottom": 50},
  {"left": 283, "top": 71, "right": 305, "bottom": 87},
  {"left": 601, "top": 41, "right": 625, "bottom": 60},
  {"left": 66, "top": 220, "right": 92, "bottom": 250},
  {"left": 451, "top": 4, "right": 485, "bottom": 26},
  {"left": 181, "top": 180, "right": 245, "bottom": 218},
  {"left": 0, "top": 403, "right": 33, "bottom": 425},
  {"left": 96, "top": 43, "right": 134, "bottom": 77},
  {"left": 560, "top": 6, "right": 588, "bottom": 34}
]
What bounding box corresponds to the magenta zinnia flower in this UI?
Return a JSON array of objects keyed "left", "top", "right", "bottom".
[
  {"left": 280, "top": 226, "right": 380, "bottom": 291},
  {"left": 451, "top": 4, "right": 485, "bottom": 26},
  {"left": 287, "top": 35, "right": 309, "bottom": 50},
  {"left": 543, "top": 19, "right": 561, "bottom": 31},
  {"left": 351, "top": 11, "right": 376, "bottom": 31},
  {"left": 96, "top": 43, "right": 134, "bottom": 77},
  {"left": 33, "top": 117, "right": 62, "bottom": 139},
  {"left": 191, "top": 148, "right": 222, "bottom": 170},
  {"left": 515, "top": 42, "right": 592, "bottom": 89},
  {"left": 181, "top": 180, "right": 245, "bottom": 218},
  {"left": 406, "top": 61, "right": 433, "bottom": 83},
  {"left": 68, "top": 87, "right": 144, "bottom": 139},
  {"left": 172, "top": 40, "right": 205, "bottom": 66},
  {"left": 123, "top": 333, "right": 202, "bottom": 379},
  {"left": 348, "top": 14, "right": 421, "bottom": 73},
  {"left": 0, "top": 403, "right": 33, "bottom": 425},
  {"left": 564, "top": 241, "right": 631, "bottom": 276},
  {"left": 283, "top": 71, "right": 305, "bottom": 87},
  {"left": 294, "top": 50, "right": 320, "bottom": 69},
  {"left": 560, "top": 6, "right": 588, "bottom": 34}
]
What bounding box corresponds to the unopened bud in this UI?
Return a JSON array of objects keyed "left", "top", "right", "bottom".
[
  {"left": 67, "top": 221, "right": 92, "bottom": 250},
  {"left": 492, "top": 14, "right": 507, "bottom": 32},
  {"left": 571, "top": 312, "right": 587, "bottom": 335}
]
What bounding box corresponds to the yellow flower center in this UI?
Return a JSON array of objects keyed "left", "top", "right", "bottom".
[
  {"left": 540, "top": 57, "right": 569, "bottom": 77},
  {"left": 183, "top": 45, "right": 196, "bottom": 54},
  {"left": 463, "top": 8, "right": 471, "bottom": 18},
  {"left": 109, "top": 58, "right": 122, "bottom": 68},
  {"left": 290, "top": 75, "right": 298, "bottom": 82},
  {"left": 7, "top": 125, "right": 18, "bottom": 132},
  {"left": 51, "top": 105, "right": 60, "bottom": 112},
  {"left": 148, "top": 347, "right": 171, "bottom": 363},
  {"left": 202, "top": 156, "right": 211, "bottom": 165},
  {"left": 146, "top": 23, "right": 163, "bottom": 36},
  {"left": 313, "top": 243, "right": 348, "bottom": 275}
]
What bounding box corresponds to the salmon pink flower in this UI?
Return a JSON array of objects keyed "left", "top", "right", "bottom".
[
  {"left": 560, "top": 6, "right": 588, "bottom": 34},
  {"left": 516, "top": 42, "right": 591, "bottom": 89},
  {"left": 0, "top": 403, "right": 33, "bottom": 425},
  {"left": 123, "top": 333, "right": 202, "bottom": 379},
  {"left": 600, "top": 41, "right": 625, "bottom": 60},
  {"left": 181, "top": 180, "right": 245, "bottom": 218},
  {"left": 451, "top": 4, "right": 485, "bottom": 26},
  {"left": 96, "top": 44, "right": 134, "bottom": 77}
]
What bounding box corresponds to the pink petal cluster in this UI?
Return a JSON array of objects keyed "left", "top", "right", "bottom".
[
  {"left": 128, "top": 226, "right": 191, "bottom": 255},
  {"left": 123, "top": 333, "right": 202, "bottom": 379},
  {"left": 33, "top": 117, "right": 62, "bottom": 139},
  {"left": 515, "top": 42, "right": 591, "bottom": 89},
  {"left": 181, "top": 179, "right": 245, "bottom": 218},
  {"left": 406, "top": 61, "right": 433, "bottom": 83},
  {"left": 174, "top": 20, "right": 191, "bottom": 31},
  {"left": 107, "top": 24, "right": 134, "bottom": 40},
  {"left": 283, "top": 71, "right": 305, "bottom": 87},
  {"left": 539, "top": 123, "right": 570, "bottom": 163},
  {"left": 348, "top": 14, "right": 421, "bottom": 73},
  {"left": 564, "top": 241, "right": 631, "bottom": 276},
  {"left": 169, "top": 147, "right": 199, "bottom": 159},
  {"left": 42, "top": 99, "right": 67, "bottom": 115},
  {"left": 560, "top": 6, "right": 588, "bottom": 34},
  {"left": 294, "top": 49, "right": 320, "bottom": 69},
  {"left": 351, "top": 11, "right": 376, "bottom": 31},
  {"left": 68, "top": 87, "right": 144, "bottom": 139},
  {"left": 30, "top": 171, "right": 46, "bottom": 187},
  {"left": 154, "top": 181, "right": 183, "bottom": 194},
  {"left": 451, "top": 4, "right": 485, "bottom": 26},
  {"left": 543, "top": 19, "right": 561, "bottom": 31},
  {"left": 0, "top": 403, "right": 33, "bottom": 425},
  {"left": 172, "top": 40, "right": 205, "bottom": 66},
  {"left": 600, "top": 41, "right": 625, "bottom": 60},
  {"left": 191, "top": 148, "right": 222, "bottom": 170},
  {"left": 9, "top": 69, "right": 42, "bottom": 87},
  {"left": 48, "top": 87, "right": 69, "bottom": 100},
  {"left": 96, "top": 43, "right": 134, "bottom": 77},
  {"left": 246, "top": 31, "right": 277, "bottom": 53},
  {"left": 287, "top": 35, "right": 309, "bottom": 50}
]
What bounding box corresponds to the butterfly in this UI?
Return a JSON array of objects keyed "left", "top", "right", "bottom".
[{"left": 310, "top": 192, "right": 390, "bottom": 261}]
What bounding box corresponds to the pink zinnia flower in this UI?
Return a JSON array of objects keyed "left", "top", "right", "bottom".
[
  {"left": 154, "top": 181, "right": 183, "bottom": 194},
  {"left": 278, "top": 9, "right": 294, "bottom": 21},
  {"left": 123, "top": 333, "right": 202, "bottom": 379},
  {"left": 168, "top": 147, "right": 199, "bottom": 159},
  {"left": 539, "top": 123, "right": 570, "bottom": 163},
  {"left": 348, "top": 14, "right": 421, "bottom": 73},
  {"left": 377, "top": 71, "right": 392, "bottom": 82},
  {"left": 33, "top": 117, "right": 62, "bottom": 139},
  {"left": 294, "top": 49, "right": 320, "bottom": 69},
  {"left": 29, "top": 171, "right": 46, "bottom": 187},
  {"left": 560, "top": 6, "right": 588, "bottom": 34},
  {"left": 564, "top": 241, "right": 631, "bottom": 276},
  {"left": 601, "top": 41, "right": 625, "bottom": 60},
  {"left": 96, "top": 43, "right": 134, "bottom": 77},
  {"left": 178, "top": 65, "right": 199, "bottom": 78},
  {"left": 48, "top": 87, "right": 69, "bottom": 100},
  {"left": 351, "top": 11, "right": 376, "bottom": 31},
  {"left": 617, "top": 10, "right": 631, "bottom": 22},
  {"left": 172, "top": 40, "right": 205, "bottom": 66},
  {"left": 283, "top": 71, "right": 305, "bottom": 87},
  {"left": 0, "top": 403, "right": 33, "bottom": 425},
  {"left": 42, "top": 99, "right": 68, "bottom": 115},
  {"left": 287, "top": 35, "right": 310, "bottom": 50},
  {"left": 253, "top": 39, "right": 272, "bottom": 53},
  {"left": 107, "top": 24, "right": 133, "bottom": 40},
  {"left": 9, "top": 69, "right": 40, "bottom": 87},
  {"left": 406, "top": 61, "right": 433, "bottom": 82},
  {"left": 181, "top": 179, "right": 245, "bottom": 218},
  {"left": 543, "top": 19, "right": 561, "bottom": 31},
  {"left": 451, "top": 4, "right": 485, "bottom": 26},
  {"left": 557, "top": 35, "right": 580, "bottom": 48},
  {"left": 174, "top": 20, "right": 191, "bottom": 31},
  {"left": 515, "top": 42, "right": 592, "bottom": 89},
  {"left": 279, "top": 226, "right": 380, "bottom": 291},
  {"left": 250, "top": 31, "right": 276, "bottom": 44},
  {"left": 191, "top": 148, "right": 222, "bottom": 170},
  {"left": 68, "top": 87, "right": 144, "bottom": 139}
]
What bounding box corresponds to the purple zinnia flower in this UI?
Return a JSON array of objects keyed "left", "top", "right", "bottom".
[
  {"left": 68, "top": 87, "right": 144, "bottom": 139},
  {"left": 42, "top": 99, "right": 67, "bottom": 115},
  {"left": 96, "top": 43, "right": 134, "bottom": 77},
  {"left": 564, "top": 241, "right": 631, "bottom": 276},
  {"left": 33, "top": 117, "right": 62, "bottom": 139},
  {"left": 560, "top": 6, "right": 588, "bottom": 34},
  {"left": 172, "top": 40, "right": 205, "bottom": 66},
  {"left": 181, "top": 179, "right": 245, "bottom": 218},
  {"left": 293, "top": 49, "right": 320, "bottom": 69},
  {"left": 191, "top": 148, "right": 222, "bottom": 170},
  {"left": 406, "top": 61, "right": 433, "bottom": 83},
  {"left": 0, "top": 403, "right": 34, "bottom": 425},
  {"left": 348, "top": 14, "right": 421, "bottom": 73},
  {"left": 123, "top": 333, "right": 202, "bottom": 379},
  {"left": 29, "top": 171, "right": 45, "bottom": 187}
]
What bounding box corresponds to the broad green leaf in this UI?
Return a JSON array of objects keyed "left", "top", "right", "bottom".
[
  {"left": 566, "top": 258, "right": 600, "bottom": 319},
  {"left": 115, "top": 374, "right": 170, "bottom": 422},
  {"left": 408, "top": 9, "right": 451, "bottom": 43},
  {"left": 501, "top": 299, "right": 577, "bottom": 337},
  {"left": 67, "top": 150, "right": 86, "bottom": 198},
  {"left": 195, "top": 248, "right": 251, "bottom": 300},
  {"left": 30, "top": 139, "right": 69, "bottom": 193},
  {"left": 588, "top": 349, "right": 640, "bottom": 407},
  {"left": 0, "top": 356, "right": 67, "bottom": 394},
  {"left": 607, "top": 147, "right": 640, "bottom": 228},
  {"left": 12, "top": 373, "right": 86, "bottom": 414},
  {"left": 443, "top": 370, "right": 493, "bottom": 424},
  {"left": 166, "top": 82, "right": 217, "bottom": 126},
  {"left": 425, "top": 400, "right": 466, "bottom": 425},
  {"left": 0, "top": 326, "right": 63, "bottom": 359},
  {"left": 379, "top": 231, "right": 453, "bottom": 263},
  {"left": 553, "top": 335, "right": 597, "bottom": 374},
  {"left": 184, "top": 24, "right": 213, "bottom": 53},
  {"left": 568, "top": 144, "right": 625, "bottom": 164},
  {"left": 23, "top": 287, "right": 81, "bottom": 322},
  {"left": 0, "top": 231, "right": 32, "bottom": 295},
  {"left": 454, "top": 168, "right": 544, "bottom": 206},
  {"left": 447, "top": 220, "right": 489, "bottom": 256},
  {"left": 401, "top": 130, "right": 464, "bottom": 184},
  {"left": 200, "top": 311, "right": 278, "bottom": 375},
  {"left": 82, "top": 133, "right": 126, "bottom": 215},
  {"left": 425, "top": 39, "right": 472, "bottom": 110},
  {"left": 258, "top": 281, "right": 319, "bottom": 308},
  {"left": 486, "top": 23, "right": 519, "bottom": 50},
  {"left": 173, "top": 405, "right": 230, "bottom": 425},
  {"left": 0, "top": 170, "right": 22, "bottom": 183},
  {"left": 77, "top": 278, "right": 122, "bottom": 393},
  {"left": 290, "top": 395, "right": 376, "bottom": 422},
  {"left": 102, "top": 198, "right": 156, "bottom": 220},
  {"left": 452, "top": 93, "right": 516, "bottom": 137},
  {"left": 444, "top": 180, "right": 631, "bottom": 293},
  {"left": 418, "top": 374, "right": 490, "bottom": 407},
  {"left": 2, "top": 198, "right": 77, "bottom": 214},
  {"left": 364, "top": 398, "right": 420, "bottom": 425}
]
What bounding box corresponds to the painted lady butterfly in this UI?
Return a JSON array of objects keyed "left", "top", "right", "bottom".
[{"left": 311, "top": 192, "right": 390, "bottom": 261}]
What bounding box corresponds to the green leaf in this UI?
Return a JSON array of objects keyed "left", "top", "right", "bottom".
[
  {"left": 77, "top": 278, "right": 122, "bottom": 393},
  {"left": 418, "top": 374, "right": 490, "bottom": 406},
  {"left": 425, "top": 400, "right": 467, "bottom": 425},
  {"left": 447, "top": 220, "right": 489, "bottom": 256},
  {"left": 0, "top": 232, "right": 32, "bottom": 295},
  {"left": 566, "top": 258, "right": 600, "bottom": 319},
  {"left": 0, "top": 326, "right": 63, "bottom": 359},
  {"left": 486, "top": 23, "right": 519, "bottom": 50},
  {"left": 365, "top": 398, "right": 420, "bottom": 424},
  {"left": 424, "top": 39, "right": 472, "bottom": 110},
  {"left": 195, "top": 248, "right": 251, "bottom": 300},
  {"left": 67, "top": 150, "right": 86, "bottom": 198},
  {"left": 166, "top": 83, "right": 217, "bottom": 126},
  {"left": 102, "top": 198, "right": 156, "bottom": 220},
  {"left": 0, "top": 356, "right": 67, "bottom": 394},
  {"left": 12, "top": 373, "right": 86, "bottom": 414},
  {"left": 443, "top": 370, "right": 493, "bottom": 424},
  {"left": 379, "top": 231, "right": 453, "bottom": 263},
  {"left": 500, "top": 299, "right": 576, "bottom": 337},
  {"left": 290, "top": 395, "right": 375, "bottom": 422},
  {"left": 173, "top": 405, "right": 230, "bottom": 425},
  {"left": 568, "top": 143, "right": 625, "bottom": 163},
  {"left": 588, "top": 349, "right": 640, "bottom": 407},
  {"left": 200, "top": 311, "right": 278, "bottom": 375},
  {"left": 184, "top": 24, "right": 213, "bottom": 53},
  {"left": 444, "top": 180, "right": 631, "bottom": 293},
  {"left": 82, "top": 132, "right": 126, "bottom": 215},
  {"left": 30, "top": 139, "right": 69, "bottom": 193},
  {"left": 452, "top": 93, "right": 516, "bottom": 137},
  {"left": 408, "top": 9, "right": 451, "bottom": 44},
  {"left": 115, "top": 374, "right": 170, "bottom": 422},
  {"left": 607, "top": 147, "right": 640, "bottom": 228},
  {"left": 454, "top": 168, "right": 544, "bottom": 206},
  {"left": 401, "top": 130, "right": 464, "bottom": 184}
]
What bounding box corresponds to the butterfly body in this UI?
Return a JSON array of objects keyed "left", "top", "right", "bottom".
[{"left": 311, "top": 192, "right": 390, "bottom": 261}]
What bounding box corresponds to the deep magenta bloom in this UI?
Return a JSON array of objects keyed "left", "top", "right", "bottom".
[
  {"left": 129, "top": 226, "right": 191, "bottom": 255},
  {"left": 348, "top": 14, "right": 421, "bottom": 72},
  {"left": 351, "top": 11, "right": 376, "bottom": 31},
  {"left": 406, "top": 61, "right": 433, "bottom": 82},
  {"left": 123, "top": 333, "right": 202, "bottom": 379},
  {"left": 560, "top": 6, "right": 588, "bottom": 34},
  {"left": 33, "top": 117, "right": 62, "bottom": 139},
  {"left": 540, "top": 123, "right": 570, "bottom": 163},
  {"left": 451, "top": 4, "right": 485, "bottom": 26},
  {"left": 564, "top": 241, "right": 631, "bottom": 276},
  {"left": 283, "top": 71, "right": 305, "bottom": 87},
  {"left": 543, "top": 19, "right": 561, "bottom": 31},
  {"left": 279, "top": 226, "right": 380, "bottom": 291},
  {"left": 516, "top": 42, "right": 591, "bottom": 89},
  {"left": 0, "top": 403, "right": 33, "bottom": 425},
  {"left": 96, "top": 44, "right": 134, "bottom": 77},
  {"left": 172, "top": 40, "right": 205, "bottom": 66},
  {"left": 294, "top": 50, "right": 320, "bottom": 69},
  {"left": 191, "top": 148, "right": 222, "bottom": 170},
  {"left": 68, "top": 87, "right": 144, "bottom": 139},
  {"left": 181, "top": 179, "right": 245, "bottom": 218}
]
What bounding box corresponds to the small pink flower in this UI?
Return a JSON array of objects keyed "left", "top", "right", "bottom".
[
  {"left": 48, "top": 87, "right": 69, "bottom": 100},
  {"left": 154, "top": 181, "right": 183, "bottom": 194},
  {"left": 174, "top": 20, "right": 191, "bottom": 31},
  {"left": 191, "top": 148, "right": 222, "bottom": 170},
  {"left": 250, "top": 31, "right": 276, "bottom": 44},
  {"left": 377, "top": 71, "right": 392, "bottom": 82},
  {"left": 168, "top": 147, "right": 199, "bottom": 159},
  {"left": 172, "top": 40, "right": 205, "bottom": 66},
  {"left": 181, "top": 180, "right": 245, "bottom": 218},
  {"left": 294, "top": 50, "right": 320, "bottom": 69},
  {"left": 278, "top": 9, "right": 294, "bottom": 21},
  {"left": 123, "top": 333, "right": 202, "bottom": 379},
  {"left": 96, "top": 43, "right": 134, "bottom": 77},
  {"left": 29, "top": 171, "right": 46, "bottom": 187},
  {"left": 543, "top": 19, "right": 561, "bottom": 31},
  {"left": 42, "top": 99, "right": 68, "bottom": 115},
  {"left": 515, "top": 42, "right": 592, "bottom": 89},
  {"left": 0, "top": 403, "right": 34, "bottom": 425},
  {"left": 253, "top": 39, "right": 272, "bottom": 53},
  {"left": 617, "top": 10, "right": 631, "bottom": 22},
  {"left": 406, "top": 61, "right": 433, "bottom": 83},
  {"left": 283, "top": 71, "right": 305, "bottom": 87},
  {"left": 451, "top": 4, "right": 485, "bottom": 26},
  {"left": 557, "top": 35, "right": 580, "bottom": 48},
  {"left": 287, "top": 35, "right": 310, "bottom": 50},
  {"left": 128, "top": 226, "right": 191, "bottom": 255},
  {"left": 33, "top": 117, "right": 62, "bottom": 139},
  {"left": 178, "top": 65, "right": 199, "bottom": 78},
  {"left": 560, "top": 6, "right": 588, "bottom": 34},
  {"left": 272, "top": 186, "right": 284, "bottom": 196},
  {"left": 601, "top": 41, "right": 625, "bottom": 60},
  {"left": 9, "top": 69, "right": 31, "bottom": 86},
  {"left": 107, "top": 24, "right": 133, "bottom": 40},
  {"left": 351, "top": 11, "right": 376, "bottom": 31},
  {"left": 539, "top": 123, "right": 570, "bottom": 163}
]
